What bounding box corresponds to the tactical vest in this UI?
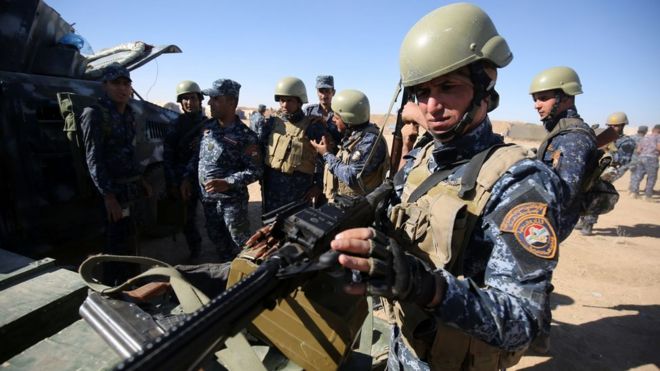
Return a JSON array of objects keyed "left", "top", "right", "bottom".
[
  {"left": 387, "top": 142, "right": 534, "bottom": 370},
  {"left": 323, "top": 125, "right": 390, "bottom": 200},
  {"left": 265, "top": 115, "right": 316, "bottom": 175},
  {"left": 537, "top": 117, "right": 600, "bottom": 190}
]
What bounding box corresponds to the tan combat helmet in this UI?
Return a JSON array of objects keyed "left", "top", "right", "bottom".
[
  {"left": 529, "top": 67, "right": 583, "bottom": 96},
  {"left": 274, "top": 77, "right": 308, "bottom": 103},
  {"left": 606, "top": 112, "right": 629, "bottom": 126},
  {"left": 332, "top": 89, "right": 370, "bottom": 126},
  {"left": 176, "top": 80, "right": 202, "bottom": 101},
  {"left": 399, "top": 2, "right": 512, "bottom": 88}
]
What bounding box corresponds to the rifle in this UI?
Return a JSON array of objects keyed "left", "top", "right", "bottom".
[
  {"left": 113, "top": 181, "right": 393, "bottom": 371},
  {"left": 389, "top": 82, "right": 413, "bottom": 177}
]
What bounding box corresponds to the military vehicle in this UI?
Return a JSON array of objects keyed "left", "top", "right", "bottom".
[{"left": 0, "top": 0, "right": 181, "bottom": 261}]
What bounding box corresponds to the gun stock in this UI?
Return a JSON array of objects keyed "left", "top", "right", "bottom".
[{"left": 114, "top": 181, "right": 394, "bottom": 371}]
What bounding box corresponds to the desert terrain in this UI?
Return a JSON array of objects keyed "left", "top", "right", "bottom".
[{"left": 140, "top": 117, "right": 659, "bottom": 370}]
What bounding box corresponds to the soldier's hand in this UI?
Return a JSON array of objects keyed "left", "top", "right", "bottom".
[
  {"left": 180, "top": 180, "right": 192, "bottom": 201},
  {"left": 104, "top": 193, "right": 123, "bottom": 223},
  {"left": 331, "top": 227, "right": 444, "bottom": 307},
  {"left": 310, "top": 136, "right": 329, "bottom": 155},
  {"left": 204, "top": 178, "right": 230, "bottom": 193}
]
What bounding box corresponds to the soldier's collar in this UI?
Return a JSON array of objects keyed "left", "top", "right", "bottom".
[{"left": 431, "top": 117, "right": 502, "bottom": 167}]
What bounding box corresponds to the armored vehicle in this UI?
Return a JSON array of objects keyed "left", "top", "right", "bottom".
[{"left": 0, "top": 0, "right": 181, "bottom": 261}]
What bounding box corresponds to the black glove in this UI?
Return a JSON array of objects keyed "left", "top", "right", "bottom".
[{"left": 361, "top": 228, "right": 441, "bottom": 307}]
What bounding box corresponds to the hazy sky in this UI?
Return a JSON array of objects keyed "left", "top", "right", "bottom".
[{"left": 50, "top": 0, "right": 660, "bottom": 127}]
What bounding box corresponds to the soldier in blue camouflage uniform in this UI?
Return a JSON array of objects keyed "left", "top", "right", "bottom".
[
  {"left": 630, "top": 124, "right": 660, "bottom": 200},
  {"left": 181, "top": 79, "right": 262, "bottom": 262},
  {"left": 163, "top": 80, "right": 207, "bottom": 258},
  {"left": 255, "top": 77, "right": 330, "bottom": 213},
  {"left": 304, "top": 75, "right": 342, "bottom": 145},
  {"left": 330, "top": 4, "right": 568, "bottom": 370},
  {"left": 80, "top": 64, "right": 151, "bottom": 284},
  {"left": 579, "top": 112, "right": 635, "bottom": 234},
  {"left": 249, "top": 104, "right": 267, "bottom": 133},
  {"left": 528, "top": 67, "right": 598, "bottom": 352},
  {"left": 627, "top": 125, "right": 648, "bottom": 191},
  {"left": 601, "top": 112, "right": 637, "bottom": 182},
  {"left": 310, "top": 89, "right": 389, "bottom": 201},
  {"left": 529, "top": 67, "right": 598, "bottom": 233}
]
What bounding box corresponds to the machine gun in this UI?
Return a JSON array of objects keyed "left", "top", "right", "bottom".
[{"left": 112, "top": 181, "right": 393, "bottom": 371}]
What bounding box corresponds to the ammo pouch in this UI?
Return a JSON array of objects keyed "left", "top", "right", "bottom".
[
  {"left": 227, "top": 250, "right": 368, "bottom": 371},
  {"left": 78, "top": 255, "right": 211, "bottom": 358}
]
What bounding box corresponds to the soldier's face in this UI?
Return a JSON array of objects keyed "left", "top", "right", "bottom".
[
  {"left": 611, "top": 124, "right": 624, "bottom": 135},
  {"left": 208, "top": 95, "right": 235, "bottom": 119},
  {"left": 317, "top": 88, "right": 334, "bottom": 106},
  {"left": 532, "top": 91, "right": 557, "bottom": 121},
  {"left": 104, "top": 78, "right": 132, "bottom": 105},
  {"left": 332, "top": 113, "right": 347, "bottom": 134},
  {"left": 180, "top": 93, "right": 202, "bottom": 113},
  {"left": 414, "top": 72, "right": 473, "bottom": 139},
  {"left": 279, "top": 96, "right": 301, "bottom": 114}
]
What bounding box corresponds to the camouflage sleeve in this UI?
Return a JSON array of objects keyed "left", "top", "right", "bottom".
[
  {"left": 306, "top": 121, "right": 330, "bottom": 186},
  {"left": 226, "top": 130, "right": 263, "bottom": 188},
  {"left": 80, "top": 106, "right": 115, "bottom": 195},
  {"left": 614, "top": 137, "right": 636, "bottom": 165},
  {"left": 322, "top": 132, "right": 386, "bottom": 187},
  {"left": 182, "top": 123, "right": 202, "bottom": 182},
  {"left": 430, "top": 159, "right": 563, "bottom": 351},
  {"left": 255, "top": 116, "right": 274, "bottom": 145},
  {"left": 547, "top": 131, "right": 597, "bottom": 208},
  {"left": 162, "top": 117, "right": 180, "bottom": 187}
]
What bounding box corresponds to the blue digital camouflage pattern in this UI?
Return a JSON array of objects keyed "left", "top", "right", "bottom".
[
  {"left": 256, "top": 110, "right": 329, "bottom": 213},
  {"left": 611, "top": 135, "right": 637, "bottom": 166},
  {"left": 249, "top": 111, "right": 265, "bottom": 133},
  {"left": 627, "top": 132, "right": 646, "bottom": 180},
  {"left": 202, "top": 195, "right": 249, "bottom": 261},
  {"left": 304, "top": 103, "right": 342, "bottom": 144},
  {"left": 163, "top": 111, "right": 206, "bottom": 252},
  {"left": 80, "top": 95, "right": 140, "bottom": 284},
  {"left": 316, "top": 75, "right": 334, "bottom": 89},
  {"left": 322, "top": 123, "right": 386, "bottom": 188},
  {"left": 630, "top": 133, "right": 660, "bottom": 197},
  {"left": 102, "top": 63, "right": 131, "bottom": 82},
  {"left": 387, "top": 118, "right": 565, "bottom": 369},
  {"left": 80, "top": 96, "right": 139, "bottom": 197},
  {"left": 540, "top": 109, "right": 597, "bottom": 234},
  {"left": 202, "top": 78, "right": 241, "bottom": 98},
  {"left": 186, "top": 116, "right": 262, "bottom": 256}
]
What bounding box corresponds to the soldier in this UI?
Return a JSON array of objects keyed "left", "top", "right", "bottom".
[
  {"left": 255, "top": 77, "right": 330, "bottom": 213},
  {"left": 163, "top": 80, "right": 206, "bottom": 258},
  {"left": 603, "top": 112, "right": 637, "bottom": 181},
  {"left": 181, "top": 79, "right": 262, "bottom": 262},
  {"left": 304, "top": 75, "right": 342, "bottom": 144},
  {"left": 628, "top": 125, "right": 648, "bottom": 194},
  {"left": 528, "top": 66, "right": 598, "bottom": 352},
  {"left": 80, "top": 63, "right": 152, "bottom": 284},
  {"left": 578, "top": 112, "right": 635, "bottom": 235},
  {"left": 330, "top": 4, "right": 568, "bottom": 370},
  {"left": 249, "top": 104, "right": 267, "bottom": 133},
  {"left": 310, "top": 89, "right": 389, "bottom": 202},
  {"left": 529, "top": 67, "right": 598, "bottom": 231},
  {"left": 630, "top": 124, "right": 660, "bottom": 200}
]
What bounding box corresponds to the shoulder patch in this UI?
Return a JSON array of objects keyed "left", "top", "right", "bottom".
[{"left": 500, "top": 202, "right": 557, "bottom": 259}]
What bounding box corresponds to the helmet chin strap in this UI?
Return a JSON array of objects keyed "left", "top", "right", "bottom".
[{"left": 436, "top": 62, "right": 493, "bottom": 141}]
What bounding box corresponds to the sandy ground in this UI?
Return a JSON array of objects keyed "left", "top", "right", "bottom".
[{"left": 140, "top": 123, "right": 660, "bottom": 370}]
